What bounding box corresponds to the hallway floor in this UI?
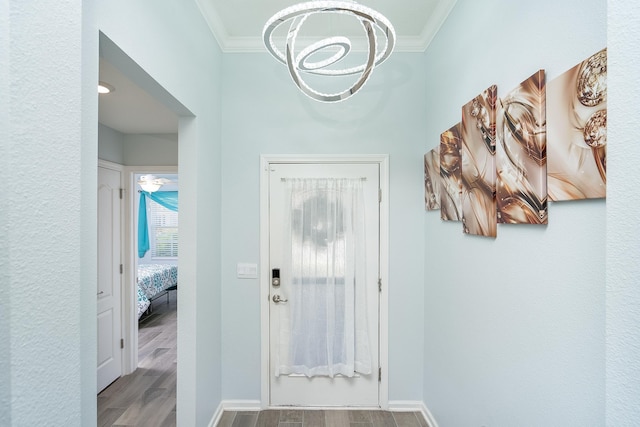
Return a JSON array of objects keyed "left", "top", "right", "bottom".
[
  {"left": 98, "top": 292, "right": 177, "bottom": 427},
  {"left": 217, "top": 410, "right": 429, "bottom": 427},
  {"left": 97, "top": 292, "right": 427, "bottom": 427}
]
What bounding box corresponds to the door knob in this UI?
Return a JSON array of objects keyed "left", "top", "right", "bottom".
[{"left": 272, "top": 294, "right": 288, "bottom": 303}]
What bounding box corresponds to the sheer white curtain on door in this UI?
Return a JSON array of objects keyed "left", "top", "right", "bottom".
[{"left": 275, "top": 178, "right": 372, "bottom": 378}]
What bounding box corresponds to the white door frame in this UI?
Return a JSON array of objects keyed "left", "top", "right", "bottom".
[{"left": 259, "top": 154, "right": 389, "bottom": 409}]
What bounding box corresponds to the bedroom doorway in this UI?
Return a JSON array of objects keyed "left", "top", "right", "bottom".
[
  {"left": 130, "top": 170, "right": 179, "bottom": 362},
  {"left": 133, "top": 171, "right": 179, "bottom": 316}
]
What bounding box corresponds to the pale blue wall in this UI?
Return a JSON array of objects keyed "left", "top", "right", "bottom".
[
  {"left": 421, "top": 0, "right": 607, "bottom": 425},
  {"left": 220, "top": 52, "right": 428, "bottom": 401},
  {"left": 0, "top": 0, "right": 9, "bottom": 421},
  {"left": 98, "top": 124, "right": 178, "bottom": 166},
  {"left": 123, "top": 133, "right": 178, "bottom": 166},
  {"left": 98, "top": 123, "right": 125, "bottom": 164},
  {"left": 607, "top": 1, "right": 640, "bottom": 425}
]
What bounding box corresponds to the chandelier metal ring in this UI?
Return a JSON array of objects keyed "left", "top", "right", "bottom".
[
  {"left": 262, "top": 1, "right": 396, "bottom": 102},
  {"left": 296, "top": 36, "right": 352, "bottom": 72}
]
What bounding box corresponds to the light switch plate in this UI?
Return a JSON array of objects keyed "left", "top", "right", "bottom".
[{"left": 237, "top": 263, "right": 258, "bottom": 279}]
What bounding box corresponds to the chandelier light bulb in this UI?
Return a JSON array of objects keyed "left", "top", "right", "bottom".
[{"left": 262, "top": 1, "right": 396, "bottom": 102}]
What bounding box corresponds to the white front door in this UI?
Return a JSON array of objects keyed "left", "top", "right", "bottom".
[
  {"left": 268, "top": 163, "right": 380, "bottom": 407},
  {"left": 97, "top": 165, "right": 122, "bottom": 393}
]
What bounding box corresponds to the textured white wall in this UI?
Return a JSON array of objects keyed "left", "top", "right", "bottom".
[
  {"left": 3, "top": 0, "right": 98, "bottom": 425},
  {"left": 220, "top": 52, "right": 428, "bottom": 402},
  {"left": 1, "top": 0, "right": 10, "bottom": 423},
  {"left": 2, "top": 0, "right": 222, "bottom": 424},
  {"left": 422, "top": 0, "right": 607, "bottom": 425},
  {"left": 607, "top": 0, "right": 640, "bottom": 425}
]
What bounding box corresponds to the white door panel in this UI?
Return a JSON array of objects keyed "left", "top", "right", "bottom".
[
  {"left": 269, "top": 163, "right": 380, "bottom": 407},
  {"left": 97, "top": 166, "right": 122, "bottom": 392}
]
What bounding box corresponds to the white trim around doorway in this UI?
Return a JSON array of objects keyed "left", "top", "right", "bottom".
[
  {"left": 259, "top": 154, "right": 390, "bottom": 409},
  {"left": 122, "top": 165, "right": 178, "bottom": 375}
]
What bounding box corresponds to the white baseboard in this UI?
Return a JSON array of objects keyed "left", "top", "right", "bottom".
[
  {"left": 208, "top": 400, "right": 263, "bottom": 426},
  {"left": 388, "top": 401, "right": 439, "bottom": 427},
  {"left": 419, "top": 401, "right": 440, "bottom": 427},
  {"left": 208, "top": 402, "right": 224, "bottom": 427},
  {"left": 388, "top": 400, "right": 424, "bottom": 411},
  {"left": 221, "top": 399, "right": 262, "bottom": 411}
]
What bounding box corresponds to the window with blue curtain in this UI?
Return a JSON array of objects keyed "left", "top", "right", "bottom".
[{"left": 138, "top": 191, "right": 178, "bottom": 258}]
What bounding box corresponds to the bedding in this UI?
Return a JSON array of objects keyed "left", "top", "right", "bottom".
[
  {"left": 137, "top": 286, "right": 151, "bottom": 319},
  {"left": 137, "top": 264, "right": 178, "bottom": 319}
]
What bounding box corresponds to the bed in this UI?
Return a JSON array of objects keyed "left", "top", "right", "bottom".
[{"left": 137, "top": 264, "right": 178, "bottom": 319}]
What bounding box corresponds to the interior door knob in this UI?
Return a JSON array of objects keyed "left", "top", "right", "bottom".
[{"left": 272, "top": 294, "right": 288, "bottom": 303}]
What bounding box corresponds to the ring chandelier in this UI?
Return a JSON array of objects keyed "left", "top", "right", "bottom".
[{"left": 262, "top": 1, "right": 396, "bottom": 103}]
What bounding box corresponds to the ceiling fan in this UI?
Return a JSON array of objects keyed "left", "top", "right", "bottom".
[{"left": 137, "top": 174, "right": 173, "bottom": 192}]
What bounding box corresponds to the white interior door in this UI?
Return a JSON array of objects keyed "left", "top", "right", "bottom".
[
  {"left": 97, "top": 165, "right": 122, "bottom": 393},
  {"left": 269, "top": 163, "right": 380, "bottom": 407}
]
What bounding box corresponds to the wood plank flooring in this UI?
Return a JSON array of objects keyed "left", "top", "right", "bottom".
[
  {"left": 217, "top": 410, "right": 429, "bottom": 427},
  {"left": 98, "top": 292, "right": 177, "bottom": 427},
  {"left": 98, "top": 293, "right": 427, "bottom": 427}
]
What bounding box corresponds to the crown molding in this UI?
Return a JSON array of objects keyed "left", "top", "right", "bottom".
[
  {"left": 197, "top": 0, "right": 459, "bottom": 54},
  {"left": 195, "top": 0, "right": 228, "bottom": 51},
  {"left": 418, "top": 0, "right": 458, "bottom": 50}
]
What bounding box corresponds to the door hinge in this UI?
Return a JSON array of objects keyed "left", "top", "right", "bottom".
[
  {"left": 119, "top": 188, "right": 123, "bottom": 199},
  {"left": 378, "top": 367, "right": 382, "bottom": 382},
  {"left": 378, "top": 278, "right": 382, "bottom": 292},
  {"left": 378, "top": 188, "right": 382, "bottom": 203},
  {"left": 120, "top": 338, "right": 124, "bottom": 349},
  {"left": 120, "top": 264, "right": 123, "bottom": 274}
]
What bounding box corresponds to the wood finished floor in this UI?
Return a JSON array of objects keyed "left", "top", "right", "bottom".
[
  {"left": 217, "top": 410, "right": 429, "bottom": 427},
  {"left": 98, "top": 292, "right": 177, "bottom": 427},
  {"left": 98, "top": 293, "right": 427, "bottom": 427}
]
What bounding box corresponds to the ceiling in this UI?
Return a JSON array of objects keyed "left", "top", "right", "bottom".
[
  {"left": 98, "top": 58, "right": 180, "bottom": 134},
  {"left": 98, "top": 0, "right": 458, "bottom": 134},
  {"left": 197, "top": 0, "right": 458, "bottom": 52}
]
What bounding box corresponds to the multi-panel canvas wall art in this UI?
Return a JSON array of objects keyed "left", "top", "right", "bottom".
[
  {"left": 424, "top": 148, "right": 441, "bottom": 211},
  {"left": 440, "top": 124, "right": 463, "bottom": 221},
  {"left": 461, "top": 86, "right": 497, "bottom": 237},
  {"left": 425, "top": 47, "right": 605, "bottom": 239},
  {"left": 547, "top": 48, "right": 607, "bottom": 200},
  {"left": 496, "top": 70, "right": 548, "bottom": 224}
]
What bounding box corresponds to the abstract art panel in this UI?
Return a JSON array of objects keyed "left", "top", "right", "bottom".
[
  {"left": 461, "top": 86, "right": 497, "bottom": 237},
  {"left": 496, "top": 70, "right": 548, "bottom": 224},
  {"left": 424, "top": 148, "right": 441, "bottom": 211},
  {"left": 547, "top": 48, "right": 607, "bottom": 200},
  {"left": 440, "top": 124, "right": 463, "bottom": 221}
]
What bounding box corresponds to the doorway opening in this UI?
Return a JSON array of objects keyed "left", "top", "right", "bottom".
[{"left": 96, "top": 32, "right": 189, "bottom": 426}]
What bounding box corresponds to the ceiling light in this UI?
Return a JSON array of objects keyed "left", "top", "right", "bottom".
[
  {"left": 98, "top": 81, "right": 115, "bottom": 94},
  {"left": 263, "top": 1, "right": 396, "bottom": 103},
  {"left": 138, "top": 175, "right": 165, "bottom": 193}
]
